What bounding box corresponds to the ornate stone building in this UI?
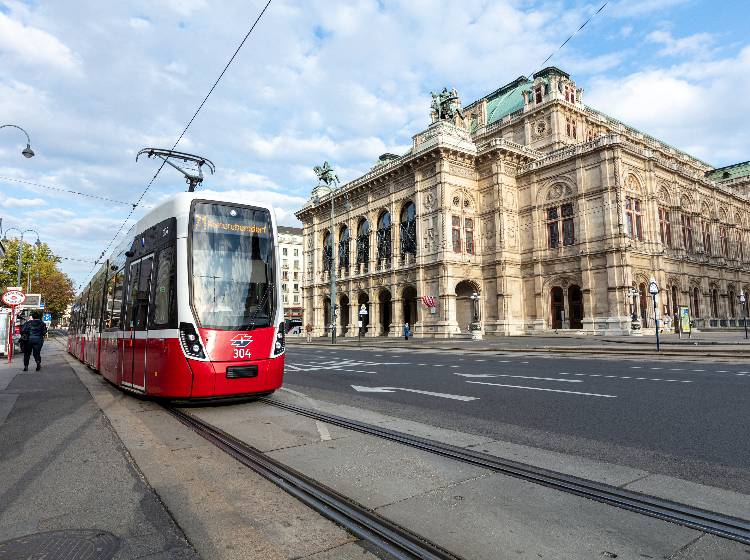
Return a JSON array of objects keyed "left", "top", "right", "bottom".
[{"left": 295, "top": 67, "right": 750, "bottom": 337}]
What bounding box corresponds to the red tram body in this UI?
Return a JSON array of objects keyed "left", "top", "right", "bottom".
[{"left": 68, "top": 193, "right": 285, "bottom": 398}]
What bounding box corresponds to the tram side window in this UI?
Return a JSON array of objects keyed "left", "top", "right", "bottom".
[
  {"left": 152, "top": 248, "right": 175, "bottom": 328},
  {"left": 89, "top": 275, "right": 104, "bottom": 332},
  {"left": 107, "top": 270, "right": 125, "bottom": 329},
  {"left": 133, "top": 257, "right": 153, "bottom": 330}
]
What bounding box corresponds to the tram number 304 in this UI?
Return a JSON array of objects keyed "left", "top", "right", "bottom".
[{"left": 233, "top": 348, "right": 252, "bottom": 359}]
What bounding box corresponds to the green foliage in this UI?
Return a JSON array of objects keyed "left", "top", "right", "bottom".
[{"left": 0, "top": 238, "right": 75, "bottom": 319}]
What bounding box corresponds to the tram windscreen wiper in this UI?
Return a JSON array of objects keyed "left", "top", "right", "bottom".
[{"left": 243, "top": 282, "right": 273, "bottom": 330}]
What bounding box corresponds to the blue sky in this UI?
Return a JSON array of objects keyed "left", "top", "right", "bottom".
[{"left": 0, "top": 0, "right": 748, "bottom": 288}]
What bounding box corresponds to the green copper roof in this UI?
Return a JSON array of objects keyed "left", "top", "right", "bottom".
[
  {"left": 705, "top": 160, "right": 750, "bottom": 181},
  {"left": 485, "top": 76, "right": 531, "bottom": 125}
]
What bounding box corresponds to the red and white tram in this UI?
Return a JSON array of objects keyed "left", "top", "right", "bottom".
[{"left": 68, "top": 193, "right": 285, "bottom": 398}]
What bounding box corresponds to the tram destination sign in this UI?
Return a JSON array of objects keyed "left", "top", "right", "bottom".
[{"left": 2, "top": 290, "right": 26, "bottom": 307}]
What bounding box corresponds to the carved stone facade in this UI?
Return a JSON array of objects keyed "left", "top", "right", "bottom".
[{"left": 295, "top": 67, "right": 750, "bottom": 337}]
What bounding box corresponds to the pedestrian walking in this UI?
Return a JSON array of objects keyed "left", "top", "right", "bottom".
[
  {"left": 403, "top": 322, "right": 411, "bottom": 340},
  {"left": 21, "top": 310, "right": 47, "bottom": 371},
  {"left": 305, "top": 323, "right": 313, "bottom": 343}
]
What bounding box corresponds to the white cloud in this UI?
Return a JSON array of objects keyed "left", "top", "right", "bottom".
[
  {"left": 0, "top": 193, "right": 46, "bottom": 208},
  {"left": 128, "top": 17, "right": 150, "bottom": 30},
  {"left": 586, "top": 45, "right": 750, "bottom": 165},
  {"left": 0, "top": 12, "right": 80, "bottom": 70},
  {"left": 646, "top": 30, "right": 715, "bottom": 57}
]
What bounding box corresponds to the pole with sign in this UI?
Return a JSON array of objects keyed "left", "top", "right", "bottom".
[
  {"left": 740, "top": 291, "right": 748, "bottom": 340},
  {"left": 648, "top": 278, "right": 660, "bottom": 352},
  {"left": 358, "top": 304, "right": 367, "bottom": 347},
  {"left": 2, "top": 288, "right": 26, "bottom": 364}
]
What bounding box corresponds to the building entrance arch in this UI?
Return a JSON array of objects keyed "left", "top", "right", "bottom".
[
  {"left": 568, "top": 285, "right": 583, "bottom": 329},
  {"left": 402, "top": 285, "right": 417, "bottom": 327},
  {"left": 550, "top": 286, "right": 564, "bottom": 329},
  {"left": 455, "top": 280, "right": 479, "bottom": 333},
  {"left": 340, "top": 294, "right": 350, "bottom": 336},
  {"left": 378, "top": 289, "right": 392, "bottom": 336}
]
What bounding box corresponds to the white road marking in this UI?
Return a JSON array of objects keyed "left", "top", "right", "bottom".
[
  {"left": 450, "top": 365, "right": 460, "bottom": 368},
  {"left": 280, "top": 387, "right": 309, "bottom": 398},
  {"left": 557, "top": 372, "right": 690, "bottom": 383},
  {"left": 315, "top": 421, "right": 332, "bottom": 441},
  {"left": 434, "top": 364, "right": 445, "bottom": 367},
  {"left": 351, "top": 385, "right": 479, "bottom": 401},
  {"left": 669, "top": 368, "right": 683, "bottom": 371},
  {"left": 454, "top": 373, "right": 582, "bottom": 383},
  {"left": 693, "top": 369, "right": 705, "bottom": 372},
  {"left": 650, "top": 367, "right": 662, "bottom": 370},
  {"left": 630, "top": 366, "right": 642, "bottom": 369},
  {"left": 475, "top": 359, "right": 487, "bottom": 362},
  {"left": 716, "top": 370, "right": 729, "bottom": 373},
  {"left": 466, "top": 381, "right": 616, "bottom": 398}
]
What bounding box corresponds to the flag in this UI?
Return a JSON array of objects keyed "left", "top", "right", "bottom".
[{"left": 421, "top": 295, "right": 436, "bottom": 308}]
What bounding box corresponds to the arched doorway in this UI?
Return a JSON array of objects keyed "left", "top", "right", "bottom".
[
  {"left": 357, "top": 292, "right": 369, "bottom": 334},
  {"left": 455, "top": 281, "right": 478, "bottom": 333},
  {"left": 323, "top": 296, "right": 331, "bottom": 337},
  {"left": 378, "top": 290, "right": 392, "bottom": 336},
  {"left": 402, "top": 285, "right": 417, "bottom": 328},
  {"left": 550, "top": 286, "right": 564, "bottom": 329},
  {"left": 340, "top": 294, "right": 350, "bottom": 336},
  {"left": 568, "top": 285, "right": 583, "bottom": 329},
  {"left": 639, "top": 283, "right": 648, "bottom": 325}
]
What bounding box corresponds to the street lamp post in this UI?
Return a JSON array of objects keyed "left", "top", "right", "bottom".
[
  {"left": 649, "top": 277, "right": 660, "bottom": 352},
  {"left": 312, "top": 162, "right": 350, "bottom": 345},
  {"left": 0, "top": 124, "right": 35, "bottom": 158},
  {"left": 470, "top": 291, "right": 480, "bottom": 323},
  {"left": 2, "top": 228, "right": 41, "bottom": 288},
  {"left": 740, "top": 291, "right": 748, "bottom": 340}
]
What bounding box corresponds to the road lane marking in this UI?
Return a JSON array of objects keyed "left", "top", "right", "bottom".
[
  {"left": 465, "top": 381, "right": 617, "bottom": 398},
  {"left": 630, "top": 366, "right": 642, "bottom": 369},
  {"left": 315, "top": 421, "right": 332, "bottom": 441},
  {"left": 475, "top": 359, "right": 487, "bottom": 362},
  {"left": 454, "top": 373, "right": 582, "bottom": 383},
  {"left": 692, "top": 369, "right": 705, "bottom": 372},
  {"left": 351, "top": 385, "right": 479, "bottom": 401},
  {"left": 557, "top": 372, "right": 691, "bottom": 383}
]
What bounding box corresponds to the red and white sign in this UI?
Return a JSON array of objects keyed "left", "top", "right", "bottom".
[{"left": 2, "top": 290, "right": 26, "bottom": 307}]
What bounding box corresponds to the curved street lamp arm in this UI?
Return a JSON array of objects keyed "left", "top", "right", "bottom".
[{"left": 0, "top": 124, "right": 31, "bottom": 144}]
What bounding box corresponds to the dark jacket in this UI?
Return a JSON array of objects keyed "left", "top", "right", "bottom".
[{"left": 21, "top": 319, "right": 47, "bottom": 341}]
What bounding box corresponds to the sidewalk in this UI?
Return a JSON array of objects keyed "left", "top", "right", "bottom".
[
  {"left": 0, "top": 342, "right": 199, "bottom": 559},
  {"left": 289, "top": 331, "right": 750, "bottom": 358}
]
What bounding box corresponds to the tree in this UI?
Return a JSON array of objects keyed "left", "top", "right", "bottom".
[{"left": 0, "top": 239, "right": 75, "bottom": 320}]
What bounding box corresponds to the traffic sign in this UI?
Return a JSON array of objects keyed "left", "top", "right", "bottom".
[
  {"left": 359, "top": 304, "right": 368, "bottom": 316},
  {"left": 43, "top": 313, "right": 52, "bottom": 322},
  {"left": 39, "top": 303, "right": 45, "bottom": 309},
  {"left": 2, "top": 290, "right": 26, "bottom": 307}
]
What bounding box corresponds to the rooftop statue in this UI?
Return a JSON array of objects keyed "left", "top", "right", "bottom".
[
  {"left": 313, "top": 161, "right": 339, "bottom": 187},
  {"left": 430, "top": 87, "right": 464, "bottom": 122}
]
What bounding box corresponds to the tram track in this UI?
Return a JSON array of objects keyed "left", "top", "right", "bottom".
[
  {"left": 259, "top": 397, "right": 750, "bottom": 546},
  {"left": 164, "top": 406, "right": 464, "bottom": 560}
]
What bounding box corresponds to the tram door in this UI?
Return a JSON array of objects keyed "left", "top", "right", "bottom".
[{"left": 122, "top": 255, "right": 153, "bottom": 390}]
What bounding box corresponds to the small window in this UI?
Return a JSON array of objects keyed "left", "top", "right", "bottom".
[
  {"left": 547, "top": 207, "right": 560, "bottom": 248},
  {"left": 452, "top": 215, "right": 461, "bottom": 253},
  {"left": 465, "top": 218, "right": 475, "bottom": 254},
  {"left": 152, "top": 248, "right": 174, "bottom": 327},
  {"left": 535, "top": 86, "right": 542, "bottom": 104},
  {"left": 562, "top": 203, "right": 574, "bottom": 246},
  {"left": 282, "top": 247, "right": 288, "bottom": 256},
  {"left": 625, "top": 197, "right": 643, "bottom": 241},
  {"left": 294, "top": 248, "right": 299, "bottom": 256},
  {"left": 108, "top": 270, "right": 125, "bottom": 329}
]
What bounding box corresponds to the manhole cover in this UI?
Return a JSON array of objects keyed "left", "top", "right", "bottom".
[{"left": 0, "top": 529, "right": 120, "bottom": 559}]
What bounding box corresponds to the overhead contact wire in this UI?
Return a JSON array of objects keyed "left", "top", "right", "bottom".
[{"left": 535, "top": 2, "right": 608, "bottom": 71}]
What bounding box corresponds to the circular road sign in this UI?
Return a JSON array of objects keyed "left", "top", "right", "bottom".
[{"left": 2, "top": 290, "right": 26, "bottom": 306}]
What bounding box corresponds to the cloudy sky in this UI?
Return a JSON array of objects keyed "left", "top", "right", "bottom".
[{"left": 0, "top": 0, "right": 748, "bottom": 288}]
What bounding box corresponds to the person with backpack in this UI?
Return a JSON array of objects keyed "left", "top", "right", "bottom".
[{"left": 21, "top": 310, "right": 47, "bottom": 371}]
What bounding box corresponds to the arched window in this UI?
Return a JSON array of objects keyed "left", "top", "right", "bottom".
[
  {"left": 729, "top": 289, "right": 736, "bottom": 318},
  {"left": 692, "top": 287, "right": 700, "bottom": 318},
  {"left": 322, "top": 231, "right": 332, "bottom": 272},
  {"left": 377, "top": 211, "right": 392, "bottom": 261},
  {"left": 356, "top": 219, "right": 370, "bottom": 271},
  {"left": 338, "top": 225, "right": 350, "bottom": 269},
  {"left": 720, "top": 226, "right": 729, "bottom": 257},
  {"left": 702, "top": 219, "right": 712, "bottom": 255},
  {"left": 399, "top": 202, "right": 417, "bottom": 256}
]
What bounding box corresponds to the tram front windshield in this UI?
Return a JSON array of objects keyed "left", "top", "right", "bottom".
[{"left": 191, "top": 202, "right": 275, "bottom": 330}]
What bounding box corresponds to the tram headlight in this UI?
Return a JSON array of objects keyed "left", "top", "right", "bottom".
[
  {"left": 179, "top": 322, "right": 205, "bottom": 359},
  {"left": 273, "top": 322, "right": 285, "bottom": 356}
]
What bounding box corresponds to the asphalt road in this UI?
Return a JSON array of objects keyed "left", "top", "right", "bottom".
[{"left": 283, "top": 345, "right": 750, "bottom": 493}]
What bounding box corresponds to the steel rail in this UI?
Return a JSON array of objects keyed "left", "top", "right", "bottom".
[
  {"left": 260, "top": 398, "right": 750, "bottom": 545},
  {"left": 165, "top": 407, "right": 464, "bottom": 560}
]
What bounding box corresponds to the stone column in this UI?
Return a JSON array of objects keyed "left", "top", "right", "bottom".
[{"left": 391, "top": 296, "right": 403, "bottom": 337}]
